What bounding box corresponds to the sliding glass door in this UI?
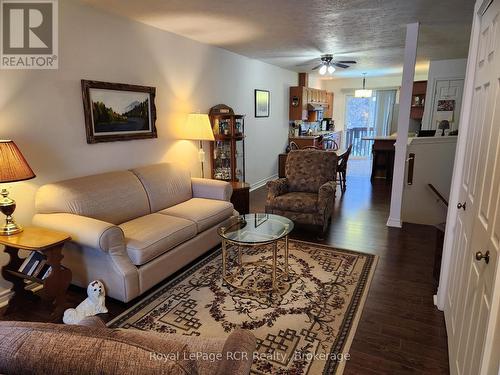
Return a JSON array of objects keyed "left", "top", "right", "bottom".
[{"left": 345, "top": 89, "right": 396, "bottom": 157}]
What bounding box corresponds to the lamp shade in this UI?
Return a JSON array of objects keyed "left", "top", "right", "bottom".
[
  {"left": 0, "top": 140, "right": 36, "bottom": 183},
  {"left": 183, "top": 114, "right": 215, "bottom": 141}
]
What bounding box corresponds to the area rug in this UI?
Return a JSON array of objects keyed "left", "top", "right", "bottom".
[{"left": 108, "top": 240, "right": 377, "bottom": 374}]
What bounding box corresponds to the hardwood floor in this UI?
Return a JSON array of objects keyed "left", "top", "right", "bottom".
[
  {"left": 253, "top": 175, "right": 449, "bottom": 374},
  {"left": 0, "top": 174, "right": 449, "bottom": 374}
]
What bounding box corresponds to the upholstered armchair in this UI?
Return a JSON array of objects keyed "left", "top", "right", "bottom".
[{"left": 266, "top": 149, "right": 338, "bottom": 235}]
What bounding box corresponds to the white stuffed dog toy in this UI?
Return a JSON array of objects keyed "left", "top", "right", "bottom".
[{"left": 63, "top": 280, "right": 108, "bottom": 325}]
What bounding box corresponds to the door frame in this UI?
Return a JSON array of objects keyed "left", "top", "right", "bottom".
[{"left": 436, "top": 0, "right": 488, "bottom": 310}]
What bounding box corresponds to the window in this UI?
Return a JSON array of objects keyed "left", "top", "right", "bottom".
[{"left": 344, "top": 90, "right": 396, "bottom": 157}]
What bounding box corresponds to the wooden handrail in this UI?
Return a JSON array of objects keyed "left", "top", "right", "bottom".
[{"left": 428, "top": 184, "right": 449, "bottom": 207}]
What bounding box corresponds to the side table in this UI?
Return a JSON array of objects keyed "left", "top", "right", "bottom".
[
  {"left": 230, "top": 181, "right": 250, "bottom": 215},
  {"left": 0, "top": 227, "right": 71, "bottom": 321}
]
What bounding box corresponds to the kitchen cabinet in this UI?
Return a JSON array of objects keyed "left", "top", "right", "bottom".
[
  {"left": 289, "top": 86, "right": 334, "bottom": 121},
  {"left": 324, "top": 92, "right": 334, "bottom": 118},
  {"left": 410, "top": 80, "right": 427, "bottom": 120}
]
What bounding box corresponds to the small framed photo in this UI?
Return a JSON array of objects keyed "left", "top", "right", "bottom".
[
  {"left": 255, "top": 89, "right": 270, "bottom": 118},
  {"left": 81, "top": 80, "right": 157, "bottom": 144}
]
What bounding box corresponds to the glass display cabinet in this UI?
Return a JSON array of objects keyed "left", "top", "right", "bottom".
[{"left": 209, "top": 104, "right": 245, "bottom": 182}]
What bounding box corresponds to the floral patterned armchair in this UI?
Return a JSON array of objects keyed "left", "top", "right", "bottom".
[{"left": 265, "top": 149, "right": 338, "bottom": 235}]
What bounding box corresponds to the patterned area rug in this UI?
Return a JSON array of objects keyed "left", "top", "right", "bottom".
[{"left": 108, "top": 240, "right": 377, "bottom": 374}]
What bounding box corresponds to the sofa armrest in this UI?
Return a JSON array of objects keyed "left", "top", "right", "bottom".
[
  {"left": 318, "top": 180, "right": 336, "bottom": 211},
  {"left": 191, "top": 178, "right": 233, "bottom": 201},
  {"left": 32, "top": 213, "right": 125, "bottom": 253},
  {"left": 216, "top": 329, "right": 256, "bottom": 375},
  {"left": 266, "top": 178, "right": 289, "bottom": 202}
]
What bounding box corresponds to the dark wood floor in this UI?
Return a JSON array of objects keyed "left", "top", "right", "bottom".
[{"left": 1, "top": 174, "right": 449, "bottom": 374}]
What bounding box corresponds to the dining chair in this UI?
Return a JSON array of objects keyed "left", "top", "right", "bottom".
[{"left": 337, "top": 144, "right": 353, "bottom": 192}]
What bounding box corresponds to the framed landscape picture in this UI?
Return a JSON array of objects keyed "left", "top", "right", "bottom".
[
  {"left": 255, "top": 89, "right": 270, "bottom": 118},
  {"left": 81, "top": 80, "right": 157, "bottom": 143}
]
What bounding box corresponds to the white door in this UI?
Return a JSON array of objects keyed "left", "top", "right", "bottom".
[
  {"left": 445, "top": 1, "right": 500, "bottom": 374},
  {"left": 430, "top": 79, "right": 464, "bottom": 131}
]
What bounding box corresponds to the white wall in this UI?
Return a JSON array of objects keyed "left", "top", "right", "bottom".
[
  {"left": 421, "top": 58, "right": 467, "bottom": 130},
  {"left": 402, "top": 137, "right": 458, "bottom": 225},
  {"left": 0, "top": 0, "right": 295, "bottom": 301},
  {"left": 319, "top": 73, "right": 429, "bottom": 135}
]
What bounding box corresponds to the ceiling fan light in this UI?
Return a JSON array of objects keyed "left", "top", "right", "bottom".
[
  {"left": 319, "top": 65, "right": 327, "bottom": 75},
  {"left": 327, "top": 65, "right": 335, "bottom": 74}
]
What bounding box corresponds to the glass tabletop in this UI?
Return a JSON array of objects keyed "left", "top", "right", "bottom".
[{"left": 218, "top": 214, "right": 294, "bottom": 244}]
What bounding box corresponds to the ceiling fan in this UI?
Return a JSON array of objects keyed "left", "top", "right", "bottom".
[{"left": 310, "top": 54, "right": 357, "bottom": 75}]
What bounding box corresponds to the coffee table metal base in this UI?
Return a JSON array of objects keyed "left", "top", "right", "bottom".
[{"left": 221, "top": 236, "right": 289, "bottom": 293}]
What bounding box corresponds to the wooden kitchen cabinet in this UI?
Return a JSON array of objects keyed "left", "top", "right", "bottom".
[
  {"left": 324, "top": 92, "right": 334, "bottom": 118},
  {"left": 410, "top": 80, "right": 427, "bottom": 120},
  {"left": 289, "top": 86, "right": 334, "bottom": 121},
  {"left": 289, "top": 86, "right": 308, "bottom": 121}
]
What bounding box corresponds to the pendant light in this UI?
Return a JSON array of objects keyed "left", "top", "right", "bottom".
[{"left": 355, "top": 73, "right": 372, "bottom": 98}]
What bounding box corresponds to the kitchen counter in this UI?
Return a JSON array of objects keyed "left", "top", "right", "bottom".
[
  {"left": 361, "top": 135, "right": 397, "bottom": 141},
  {"left": 289, "top": 135, "right": 322, "bottom": 140}
]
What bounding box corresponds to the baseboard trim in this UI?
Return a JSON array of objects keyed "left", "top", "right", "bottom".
[
  {"left": 386, "top": 217, "right": 402, "bottom": 228},
  {"left": 250, "top": 174, "right": 278, "bottom": 192},
  {"left": 0, "top": 283, "right": 43, "bottom": 308}
]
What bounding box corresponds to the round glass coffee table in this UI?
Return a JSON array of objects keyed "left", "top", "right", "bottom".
[{"left": 218, "top": 213, "right": 294, "bottom": 293}]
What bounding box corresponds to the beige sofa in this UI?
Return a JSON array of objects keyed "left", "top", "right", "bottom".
[
  {"left": 0, "top": 317, "right": 256, "bottom": 375},
  {"left": 33, "top": 163, "right": 237, "bottom": 302}
]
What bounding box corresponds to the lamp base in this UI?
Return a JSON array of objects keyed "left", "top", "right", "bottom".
[
  {"left": 0, "top": 188, "right": 23, "bottom": 236},
  {"left": 0, "top": 222, "right": 23, "bottom": 236}
]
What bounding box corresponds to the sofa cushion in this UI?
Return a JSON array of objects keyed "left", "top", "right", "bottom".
[
  {"left": 160, "top": 198, "right": 234, "bottom": 233},
  {"left": 271, "top": 192, "right": 319, "bottom": 213},
  {"left": 0, "top": 321, "right": 197, "bottom": 375},
  {"left": 120, "top": 213, "right": 197, "bottom": 265},
  {"left": 131, "top": 163, "right": 193, "bottom": 212},
  {"left": 36, "top": 171, "right": 150, "bottom": 225}
]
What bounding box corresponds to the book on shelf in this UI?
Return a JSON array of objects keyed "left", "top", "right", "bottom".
[
  {"left": 18, "top": 252, "right": 47, "bottom": 277},
  {"left": 38, "top": 264, "right": 52, "bottom": 280}
]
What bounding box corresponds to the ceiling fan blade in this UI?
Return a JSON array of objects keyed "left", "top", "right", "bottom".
[
  {"left": 336, "top": 60, "right": 357, "bottom": 64},
  {"left": 332, "top": 62, "right": 350, "bottom": 69},
  {"left": 311, "top": 64, "right": 323, "bottom": 70}
]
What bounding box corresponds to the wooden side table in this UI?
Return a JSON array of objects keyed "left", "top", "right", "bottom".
[
  {"left": 230, "top": 181, "right": 250, "bottom": 215},
  {"left": 0, "top": 227, "right": 71, "bottom": 320}
]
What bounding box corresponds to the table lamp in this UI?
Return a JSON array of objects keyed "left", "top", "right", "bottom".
[
  {"left": 184, "top": 114, "right": 215, "bottom": 178},
  {"left": 438, "top": 120, "right": 450, "bottom": 136},
  {"left": 0, "top": 140, "right": 36, "bottom": 235}
]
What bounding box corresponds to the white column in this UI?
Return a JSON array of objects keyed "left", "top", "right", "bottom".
[{"left": 387, "top": 23, "right": 419, "bottom": 228}]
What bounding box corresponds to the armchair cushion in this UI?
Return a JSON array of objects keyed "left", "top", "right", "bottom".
[
  {"left": 271, "top": 192, "right": 319, "bottom": 213},
  {"left": 285, "top": 150, "right": 337, "bottom": 193},
  {"left": 160, "top": 198, "right": 234, "bottom": 233},
  {"left": 119, "top": 213, "right": 197, "bottom": 265}
]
